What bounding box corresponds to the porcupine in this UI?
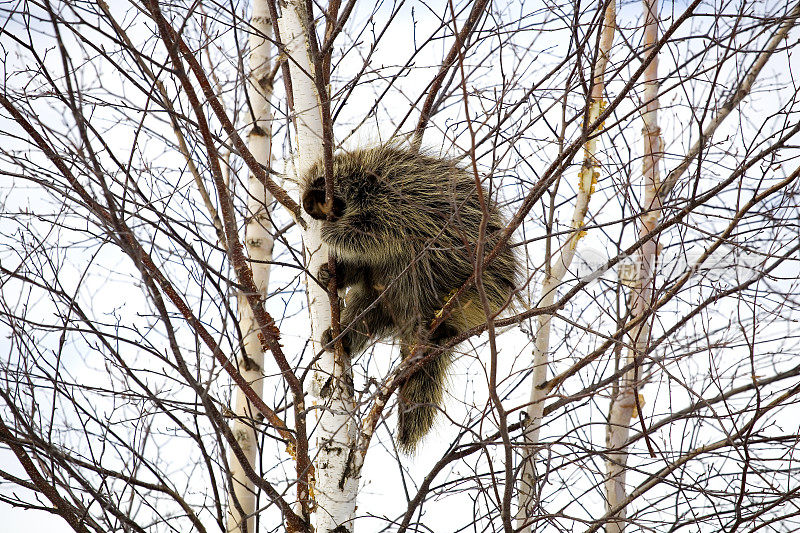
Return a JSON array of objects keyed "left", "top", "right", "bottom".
[{"left": 301, "top": 143, "right": 520, "bottom": 452}]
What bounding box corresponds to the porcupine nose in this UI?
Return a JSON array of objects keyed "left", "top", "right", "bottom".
[{"left": 302, "top": 176, "right": 345, "bottom": 221}]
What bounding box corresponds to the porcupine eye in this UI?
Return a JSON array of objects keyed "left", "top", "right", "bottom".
[
  {"left": 302, "top": 177, "right": 345, "bottom": 221},
  {"left": 331, "top": 196, "right": 345, "bottom": 219}
]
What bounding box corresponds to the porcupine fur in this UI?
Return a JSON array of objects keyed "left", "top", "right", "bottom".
[{"left": 301, "top": 143, "right": 520, "bottom": 453}]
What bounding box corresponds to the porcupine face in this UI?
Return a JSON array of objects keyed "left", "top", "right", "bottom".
[{"left": 301, "top": 152, "right": 404, "bottom": 261}]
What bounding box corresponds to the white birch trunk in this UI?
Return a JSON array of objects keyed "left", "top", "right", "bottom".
[
  {"left": 226, "top": 2, "right": 274, "bottom": 531},
  {"left": 277, "top": 3, "right": 359, "bottom": 532},
  {"left": 601, "top": 4, "right": 800, "bottom": 529},
  {"left": 603, "top": 2, "right": 660, "bottom": 532},
  {"left": 515, "top": 3, "right": 616, "bottom": 530}
]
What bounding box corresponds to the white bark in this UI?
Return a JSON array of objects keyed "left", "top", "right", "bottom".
[
  {"left": 603, "top": 2, "right": 659, "bottom": 532},
  {"left": 277, "top": 3, "right": 359, "bottom": 532},
  {"left": 515, "top": 3, "right": 616, "bottom": 531},
  {"left": 226, "top": 2, "right": 274, "bottom": 532}
]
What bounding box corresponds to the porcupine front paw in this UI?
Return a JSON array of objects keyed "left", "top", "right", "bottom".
[
  {"left": 317, "top": 263, "right": 333, "bottom": 287},
  {"left": 321, "top": 327, "right": 352, "bottom": 355}
]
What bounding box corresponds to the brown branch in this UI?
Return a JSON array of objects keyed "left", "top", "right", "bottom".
[
  {"left": 412, "top": 0, "right": 491, "bottom": 146},
  {"left": 144, "top": 1, "right": 305, "bottom": 227},
  {"left": 0, "top": 417, "right": 95, "bottom": 533},
  {"left": 659, "top": 2, "right": 800, "bottom": 198},
  {"left": 585, "top": 378, "right": 800, "bottom": 533},
  {"left": 141, "top": 6, "right": 313, "bottom": 506}
]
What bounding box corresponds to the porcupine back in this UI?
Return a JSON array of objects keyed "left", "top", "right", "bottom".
[{"left": 302, "top": 143, "right": 519, "bottom": 452}]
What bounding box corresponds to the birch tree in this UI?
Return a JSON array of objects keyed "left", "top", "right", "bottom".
[
  {"left": 226, "top": 0, "right": 275, "bottom": 530},
  {"left": 516, "top": 2, "right": 616, "bottom": 529},
  {"left": 275, "top": 0, "right": 359, "bottom": 530},
  {"left": 603, "top": 2, "right": 661, "bottom": 530}
]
